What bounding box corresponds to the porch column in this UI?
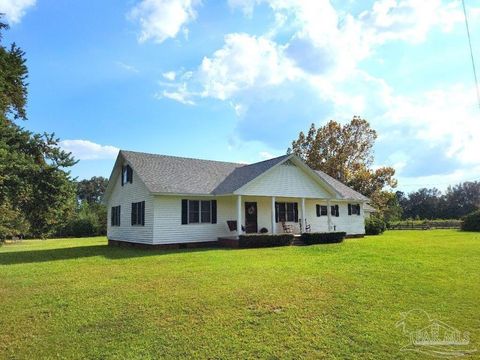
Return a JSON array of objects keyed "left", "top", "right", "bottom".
[
  {"left": 236, "top": 195, "right": 242, "bottom": 238},
  {"left": 301, "top": 198, "right": 306, "bottom": 232},
  {"left": 271, "top": 196, "right": 276, "bottom": 234},
  {"left": 327, "top": 199, "right": 332, "bottom": 232}
]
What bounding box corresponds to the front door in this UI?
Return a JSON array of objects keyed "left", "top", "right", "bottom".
[{"left": 244, "top": 202, "right": 258, "bottom": 233}]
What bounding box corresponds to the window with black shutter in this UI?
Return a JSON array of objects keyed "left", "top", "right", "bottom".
[
  {"left": 131, "top": 201, "right": 145, "bottom": 226},
  {"left": 182, "top": 200, "right": 217, "bottom": 224},
  {"left": 349, "top": 203, "right": 360, "bottom": 216},
  {"left": 111, "top": 206, "right": 121, "bottom": 226},
  {"left": 316, "top": 205, "right": 327, "bottom": 217},
  {"left": 275, "top": 202, "right": 298, "bottom": 222}
]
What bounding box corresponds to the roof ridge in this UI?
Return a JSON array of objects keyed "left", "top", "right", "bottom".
[
  {"left": 120, "top": 150, "right": 245, "bottom": 167},
  {"left": 120, "top": 150, "right": 289, "bottom": 168}
]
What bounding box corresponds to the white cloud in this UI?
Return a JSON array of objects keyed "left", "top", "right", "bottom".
[
  {"left": 259, "top": 151, "right": 274, "bottom": 160},
  {"left": 162, "top": 71, "right": 176, "bottom": 81},
  {"left": 0, "top": 0, "right": 36, "bottom": 23},
  {"left": 158, "top": 89, "right": 195, "bottom": 105},
  {"left": 379, "top": 84, "right": 480, "bottom": 166},
  {"left": 198, "top": 33, "right": 299, "bottom": 100},
  {"left": 128, "top": 0, "right": 200, "bottom": 43},
  {"left": 116, "top": 61, "right": 139, "bottom": 73},
  {"left": 59, "top": 140, "right": 119, "bottom": 160}
]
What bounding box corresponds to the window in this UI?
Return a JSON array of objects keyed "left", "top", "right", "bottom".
[
  {"left": 111, "top": 206, "right": 121, "bottom": 226},
  {"left": 201, "top": 200, "right": 211, "bottom": 223},
  {"left": 121, "top": 165, "right": 133, "bottom": 186},
  {"left": 331, "top": 204, "right": 340, "bottom": 217},
  {"left": 348, "top": 203, "right": 361, "bottom": 216},
  {"left": 275, "top": 202, "right": 298, "bottom": 222},
  {"left": 188, "top": 200, "right": 200, "bottom": 223},
  {"left": 181, "top": 200, "right": 217, "bottom": 224},
  {"left": 131, "top": 201, "right": 145, "bottom": 226},
  {"left": 316, "top": 205, "right": 328, "bottom": 217}
]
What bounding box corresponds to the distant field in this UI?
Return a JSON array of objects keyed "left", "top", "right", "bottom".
[{"left": 1, "top": 230, "right": 479, "bottom": 359}]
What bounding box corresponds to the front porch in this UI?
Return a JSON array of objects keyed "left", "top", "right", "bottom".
[{"left": 224, "top": 195, "right": 334, "bottom": 239}]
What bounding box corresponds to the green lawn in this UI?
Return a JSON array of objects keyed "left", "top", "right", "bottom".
[{"left": 1, "top": 231, "right": 479, "bottom": 359}]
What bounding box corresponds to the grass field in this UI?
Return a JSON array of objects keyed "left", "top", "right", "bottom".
[{"left": 1, "top": 230, "right": 479, "bottom": 359}]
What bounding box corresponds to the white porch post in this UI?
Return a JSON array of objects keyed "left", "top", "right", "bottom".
[
  {"left": 301, "top": 198, "right": 306, "bottom": 232},
  {"left": 327, "top": 199, "right": 332, "bottom": 232},
  {"left": 236, "top": 195, "right": 242, "bottom": 238},
  {"left": 271, "top": 196, "right": 276, "bottom": 234}
]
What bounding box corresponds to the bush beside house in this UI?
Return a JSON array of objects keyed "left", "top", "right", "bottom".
[
  {"left": 300, "top": 232, "right": 346, "bottom": 244},
  {"left": 238, "top": 234, "right": 294, "bottom": 248},
  {"left": 365, "top": 217, "right": 386, "bottom": 235},
  {"left": 461, "top": 210, "right": 480, "bottom": 231}
]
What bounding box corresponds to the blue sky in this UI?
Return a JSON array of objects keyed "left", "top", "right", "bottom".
[{"left": 2, "top": 0, "right": 480, "bottom": 192}]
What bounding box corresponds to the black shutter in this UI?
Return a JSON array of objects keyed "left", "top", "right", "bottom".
[
  {"left": 336, "top": 205, "right": 339, "bottom": 217},
  {"left": 118, "top": 206, "right": 121, "bottom": 226},
  {"left": 141, "top": 201, "right": 145, "bottom": 225},
  {"left": 294, "top": 203, "right": 298, "bottom": 222},
  {"left": 357, "top": 204, "right": 361, "bottom": 216},
  {"left": 131, "top": 203, "right": 135, "bottom": 225},
  {"left": 275, "top": 202, "right": 279, "bottom": 223},
  {"left": 181, "top": 199, "right": 188, "bottom": 224},
  {"left": 211, "top": 200, "right": 217, "bottom": 224},
  {"left": 348, "top": 204, "right": 352, "bottom": 215},
  {"left": 121, "top": 166, "right": 124, "bottom": 186},
  {"left": 111, "top": 207, "right": 114, "bottom": 226},
  {"left": 316, "top": 204, "right": 320, "bottom": 217}
]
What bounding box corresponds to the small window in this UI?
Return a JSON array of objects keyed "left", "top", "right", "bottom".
[
  {"left": 131, "top": 201, "right": 145, "bottom": 226},
  {"left": 316, "top": 205, "right": 328, "bottom": 216},
  {"left": 201, "top": 200, "right": 211, "bottom": 223},
  {"left": 188, "top": 200, "right": 200, "bottom": 223},
  {"left": 122, "top": 165, "right": 133, "bottom": 186},
  {"left": 111, "top": 206, "right": 121, "bottom": 226},
  {"left": 348, "top": 203, "right": 361, "bottom": 216}
]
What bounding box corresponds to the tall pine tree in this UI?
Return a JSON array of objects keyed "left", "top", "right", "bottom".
[{"left": 0, "top": 18, "right": 77, "bottom": 240}]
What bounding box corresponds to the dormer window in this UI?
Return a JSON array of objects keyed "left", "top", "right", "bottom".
[{"left": 121, "top": 165, "right": 133, "bottom": 186}]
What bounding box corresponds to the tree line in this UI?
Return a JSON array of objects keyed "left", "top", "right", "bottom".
[{"left": 396, "top": 182, "right": 480, "bottom": 220}]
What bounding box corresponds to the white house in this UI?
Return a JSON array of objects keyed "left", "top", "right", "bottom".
[{"left": 104, "top": 150, "right": 370, "bottom": 247}]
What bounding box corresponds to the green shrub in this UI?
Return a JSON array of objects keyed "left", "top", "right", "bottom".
[
  {"left": 300, "top": 232, "right": 346, "bottom": 245},
  {"left": 61, "top": 218, "right": 98, "bottom": 237},
  {"left": 461, "top": 210, "right": 480, "bottom": 231},
  {"left": 365, "top": 217, "right": 386, "bottom": 235},
  {"left": 238, "top": 234, "right": 293, "bottom": 248}
]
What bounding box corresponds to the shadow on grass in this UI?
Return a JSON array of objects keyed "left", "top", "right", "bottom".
[{"left": 0, "top": 244, "right": 225, "bottom": 265}]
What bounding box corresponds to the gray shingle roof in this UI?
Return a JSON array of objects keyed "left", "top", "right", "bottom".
[
  {"left": 121, "top": 150, "right": 243, "bottom": 194},
  {"left": 118, "top": 150, "right": 368, "bottom": 200},
  {"left": 314, "top": 170, "right": 369, "bottom": 201}
]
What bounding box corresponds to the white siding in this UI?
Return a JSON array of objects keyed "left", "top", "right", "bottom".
[
  {"left": 149, "top": 195, "right": 365, "bottom": 243},
  {"left": 152, "top": 195, "right": 237, "bottom": 244},
  {"left": 237, "top": 162, "right": 333, "bottom": 198},
  {"left": 107, "top": 166, "right": 154, "bottom": 244},
  {"left": 304, "top": 200, "right": 365, "bottom": 235}
]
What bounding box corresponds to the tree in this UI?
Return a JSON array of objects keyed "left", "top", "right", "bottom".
[
  {"left": 76, "top": 176, "right": 108, "bottom": 204},
  {"left": 290, "top": 117, "right": 397, "bottom": 218},
  {"left": 398, "top": 182, "right": 480, "bottom": 220},
  {"left": 0, "top": 17, "right": 77, "bottom": 239}
]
